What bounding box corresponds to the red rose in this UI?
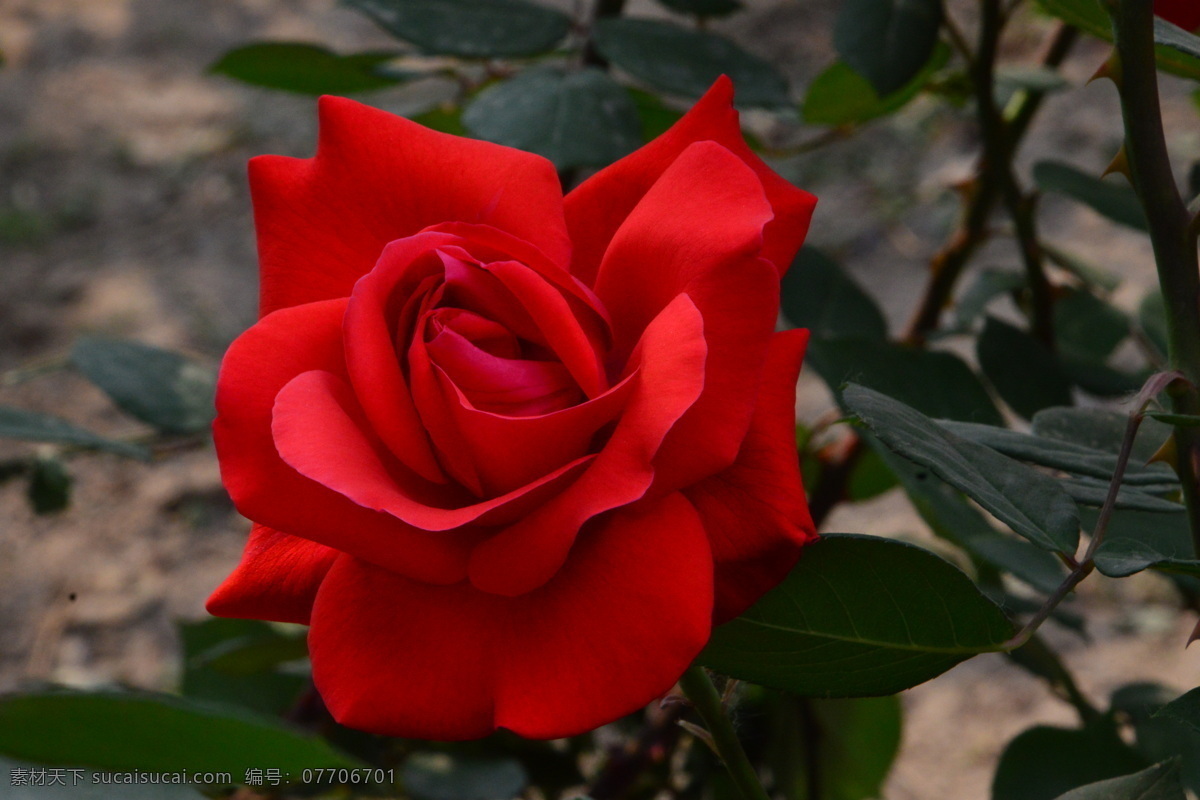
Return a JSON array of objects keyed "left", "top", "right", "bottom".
[
  {"left": 1156, "top": 0, "right": 1200, "bottom": 31},
  {"left": 207, "top": 77, "right": 817, "bottom": 740}
]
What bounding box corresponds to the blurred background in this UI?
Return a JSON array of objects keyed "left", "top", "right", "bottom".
[{"left": 2, "top": 0, "right": 1200, "bottom": 797}]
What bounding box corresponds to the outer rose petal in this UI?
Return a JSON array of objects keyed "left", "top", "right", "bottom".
[
  {"left": 684, "top": 329, "right": 817, "bottom": 623},
  {"left": 213, "top": 299, "right": 475, "bottom": 584},
  {"left": 251, "top": 96, "right": 572, "bottom": 317},
  {"left": 593, "top": 140, "right": 779, "bottom": 493},
  {"left": 564, "top": 75, "right": 816, "bottom": 285},
  {"left": 308, "top": 493, "right": 713, "bottom": 740},
  {"left": 206, "top": 524, "right": 338, "bottom": 625},
  {"left": 1157, "top": 0, "right": 1200, "bottom": 30}
]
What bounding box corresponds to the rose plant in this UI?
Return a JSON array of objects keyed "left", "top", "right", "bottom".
[{"left": 205, "top": 77, "right": 818, "bottom": 740}]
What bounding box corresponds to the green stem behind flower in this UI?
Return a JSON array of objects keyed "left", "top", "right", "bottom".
[{"left": 678, "top": 666, "right": 773, "bottom": 800}]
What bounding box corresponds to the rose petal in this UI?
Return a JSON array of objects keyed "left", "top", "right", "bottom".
[
  {"left": 206, "top": 524, "right": 338, "bottom": 625},
  {"left": 594, "top": 140, "right": 780, "bottom": 493},
  {"left": 467, "top": 293, "right": 706, "bottom": 596},
  {"left": 564, "top": 75, "right": 816, "bottom": 285},
  {"left": 272, "top": 369, "right": 595, "bottom": 529},
  {"left": 308, "top": 492, "right": 713, "bottom": 740},
  {"left": 684, "top": 329, "right": 817, "bottom": 622},
  {"left": 251, "top": 96, "right": 571, "bottom": 317},
  {"left": 213, "top": 299, "right": 475, "bottom": 584}
]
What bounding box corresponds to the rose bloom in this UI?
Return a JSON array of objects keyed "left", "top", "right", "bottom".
[
  {"left": 207, "top": 77, "right": 817, "bottom": 740},
  {"left": 1157, "top": 0, "right": 1200, "bottom": 30}
]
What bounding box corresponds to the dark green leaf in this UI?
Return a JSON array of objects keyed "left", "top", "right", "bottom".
[
  {"left": 1113, "top": 684, "right": 1200, "bottom": 796},
  {"left": 1052, "top": 762, "right": 1186, "bottom": 800},
  {"left": 0, "top": 405, "right": 148, "bottom": 460},
  {"left": 1034, "top": 0, "right": 1200, "bottom": 81},
  {"left": 1, "top": 756, "right": 207, "bottom": 799},
  {"left": 1057, "top": 476, "right": 1181, "bottom": 512},
  {"left": 847, "top": 445, "right": 900, "bottom": 502},
  {"left": 954, "top": 269, "right": 1026, "bottom": 330},
  {"left": 343, "top": 0, "right": 571, "bottom": 58},
  {"left": 628, "top": 89, "right": 684, "bottom": 141},
  {"left": 462, "top": 68, "right": 641, "bottom": 171},
  {"left": 770, "top": 695, "right": 902, "bottom": 800},
  {"left": 874, "top": 441, "right": 1068, "bottom": 593},
  {"left": 412, "top": 105, "right": 467, "bottom": 136},
  {"left": 593, "top": 18, "right": 790, "bottom": 108},
  {"left": 655, "top": 0, "right": 742, "bottom": 17},
  {"left": 1090, "top": 509, "right": 1200, "bottom": 578},
  {"left": 0, "top": 691, "right": 362, "bottom": 775},
  {"left": 1156, "top": 688, "right": 1200, "bottom": 735},
  {"left": 1156, "top": 17, "right": 1200, "bottom": 60},
  {"left": 1139, "top": 290, "right": 1170, "bottom": 360},
  {"left": 808, "top": 339, "right": 1003, "bottom": 424},
  {"left": 780, "top": 247, "right": 888, "bottom": 341},
  {"left": 209, "top": 43, "right": 403, "bottom": 95},
  {"left": 1147, "top": 412, "right": 1200, "bottom": 426},
  {"left": 1033, "top": 161, "right": 1149, "bottom": 232},
  {"left": 977, "top": 316, "right": 1074, "bottom": 419},
  {"left": 28, "top": 455, "right": 71, "bottom": 514},
  {"left": 833, "top": 0, "right": 943, "bottom": 96},
  {"left": 992, "top": 722, "right": 1150, "bottom": 800},
  {"left": 71, "top": 337, "right": 215, "bottom": 435},
  {"left": 402, "top": 753, "right": 528, "bottom": 800},
  {"left": 996, "top": 66, "right": 1069, "bottom": 95},
  {"left": 1031, "top": 406, "right": 1175, "bottom": 468},
  {"left": 1055, "top": 289, "right": 1130, "bottom": 361},
  {"left": 180, "top": 619, "right": 308, "bottom": 715},
  {"left": 701, "top": 534, "right": 1012, "bottom": 697},
  {"left": 1042, "top": 243, "right": 1122, "bottom": 292},
  {"left": 846, "top": 385, "right": 1080, "bottom": 553},
  {"left": 802, "top": 43, "right": 949, "bottom": 126},
  {"left": 1061, "top": 356, "right": 1148, "bottom": 398}
]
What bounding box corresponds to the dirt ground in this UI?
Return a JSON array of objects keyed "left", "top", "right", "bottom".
[{"left": 2, "top": 1, "right": 1200, "bottom": 798}]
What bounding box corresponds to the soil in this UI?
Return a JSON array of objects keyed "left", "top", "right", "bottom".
[{"left": 2, "top": 1, "right": 1199, "bottom": 798}]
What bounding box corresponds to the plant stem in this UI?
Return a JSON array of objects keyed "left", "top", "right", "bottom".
[
  {"left": 678, "top": 667, "right": 772, "bottom": 800},
  {"left": 1107, "top": 0, "right": 1200, "bottom": 556}
]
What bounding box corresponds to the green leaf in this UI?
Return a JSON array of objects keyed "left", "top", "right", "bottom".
[
  {"left": 1031, "top": 406, "right": 1175, "bottom": 467},
  {"left": 846, "top": 385, "right": 1080, "bottom": 553},
  {"left": 1061, "top": 356, "right": 1148, "bottom": 398},
  {"left": 1139, "top": 290, "right": 1170, "bottom": 360},
  {"left": 1042, "top": 243, "right": 1122, "bottom": 292},
  {"left": 873, "top": 440, "right": 1069, "bottom": 593},
  {"left": 1147, "top": 412, "right": 1200, "bottom": 426},
  {"left": 780, "top": 247, "right": 888, "bottom": 341},
  {"left": 1055, "top": 289, "right": 1130, "bottom": 361},
  {"left": 1114, "top": 684, "right": 1200, "bottom": 795},
  {"left": 943, "top": 419, "right": 1177, "bottom": 488},
  {"left": 996, "top": 66, "right": 1070, "bottom": 95},
  {"left": 655, "top": 0, "right": 742, "bottom": 17},
  {"left": 209, "top": 43, "right": 403, "bottom": 95},
  {"left": 402, "top": 752, "right": 528, "bottom": 800},
  {"left": 807, "top": 339, "right": 1003, "bottom": 424},
  {"left": 71, "top": 337, "right": 215, "bottom": 435},
  {"left": 802, "top": 43, "right": 949, "bottom": 126},
  {"left": 977, "top": 316, "right": 1074, "bottom": 420},
  {"left": 0, "top": 405, "right": 148, "bottom": 460},
  {"left": 412, "top": 105, "right": 467, "bottom": 136},
  {"left": 1034, "top": 0, "right": 1200, "bottom": 81},
  {"left": 343, "top": 0, "right": 571, "bottom": 58},
  {"left": 1052, "top": 762, "right": 1186, "bottom": 800},
  {"left": 846, "top": 445, "right": 900, "bottom": 502},
  {"left": 1155, "top": 17, "right": 1200, "bottom": 60},
  {"left": 954, "top": 269, "right": 1026, "bottom": 330},
  {"left": 1156, "top": 688, "right": 1200, "bottom": 735},
  {"left": 627, "top": 88, "right": 684, "bottom": 141},
  {"left": 1057, "top": 476, "right": 1181, "bottom": 513},
  {"left": 833, "top": 0, "right": 943, "bottom": 96},
  {"left": 1089, "top": 509, "right": 1200, "bottom": 578},
  {"left": 1, "top": 755, "right": 207, "bottom": 799},
  {"left": 992, "top": 722, "right": 1150, "bottom": 800},
  {"left": 1033, "top": 160, "right": 1149, "bottom": 231},
  {"left": 180, "top": 619, "right": 308, "bottom": 716},
  {"left": 770, "top": 695, "right": 902, "bottom": 800},
  {"left": 462, "top": 68, "right": 641, "bottom": 171},
  {"left": 701, "top": 534, "right": 1012, "bottom": 697},
  {"left": 592, "top": 18, "right": 790, "bottom": 108},
  {"left": 0, "top": 691, "right": 362, "bottom": 775},
  {"left": 28, "top": 455, "right": 71, "bottom": 515}
]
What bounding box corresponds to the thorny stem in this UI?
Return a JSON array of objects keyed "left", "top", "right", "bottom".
[
  {"left": 677, "top": 667, "right": 773, "bottom": 800},
  {"left": 1107, "top": 0, "right": 1200, "bottom": 557},
  {"left": 1004, "top": 374, "right": 1175, "bottom": 650},
  {"left": 903, "top": 21, "right": 1076, "bottom": 344}
]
